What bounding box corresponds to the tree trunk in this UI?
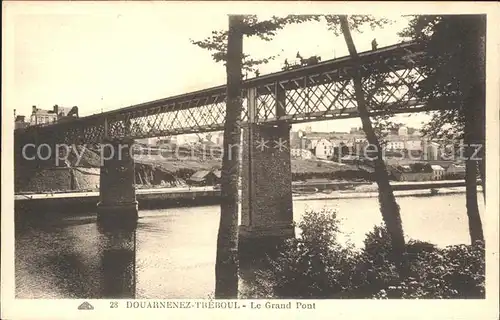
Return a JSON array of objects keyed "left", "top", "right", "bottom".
[
  {"left": 464, "top": 158, "right": 483, "bottom": 243},
  {"left": 478, "top": 154, "right": 485, "bottom": 200},
  {"left": 215, "top": 15, "right": 244, "bottom": 299},
  {"left": 477, "top": 29, "right": 486, "bottom": 203},
  {"left": 339, "top": 16, "right": 408, "bottom": 277},
  {"left": 461, "top": 15, "right": 485, "bottom": 243},
  {"left": 463, "top": 79, "right": 484, "bottom": 244}
]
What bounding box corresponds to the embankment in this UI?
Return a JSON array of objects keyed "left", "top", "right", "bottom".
[{"left": 15, "top": 145, "right": 369, "bottom": 193}]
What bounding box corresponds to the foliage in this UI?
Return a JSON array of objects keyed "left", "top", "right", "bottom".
[
  {"left": 191, "top": 15, "right": 320, "bottom": 73},
  {"left": 192, "top": 14, "right": 393, "bottom": 75},
  {"left": 399, "top": 15, "right": 485, "bottom": 140},
  {"left": 256, "top": 210, "right": 485, "bottom": 299},
  {"left": 260, "top": 208, "right": 365, "bottom": 298},
  {"left": 375, "top": 240, "right": 485, "bottom": 299},
  {"left": 324, "top": 15, "right": 391, "bottom": 36}
]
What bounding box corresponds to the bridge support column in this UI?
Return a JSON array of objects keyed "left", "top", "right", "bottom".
[
  {"left": 97, "top": 137, "right": 138, "bottom": 229},
  {"left": 239, "top": 122, "right": 294, "bottom": 257}
]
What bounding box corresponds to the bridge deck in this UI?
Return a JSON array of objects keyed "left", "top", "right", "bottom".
[{"left": 15, "top": 41, "right": 433, "bottom": 144}]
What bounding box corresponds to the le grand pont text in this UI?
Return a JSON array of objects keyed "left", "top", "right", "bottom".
[{"left": 125, "top": 301, "right": 316, "bottom": 309}]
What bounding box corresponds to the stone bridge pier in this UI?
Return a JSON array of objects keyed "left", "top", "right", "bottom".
[
  {"left": 239, "top": 87, "right": 294, "bottom": 256},
  {"left": 97, "top": 137, "right": 138, "bottom": 229}
]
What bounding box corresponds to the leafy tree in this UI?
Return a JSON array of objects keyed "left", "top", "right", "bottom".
[
  {"left": 400, "top": 15, "right": 485, "bottom": 242},
  {"left": 193, "top": 14, "right": 320, "bottom": 299},
  {"left": 193, "top": 14, "right": 410, "bottom": 282},
  {"left": 336, "top": 15, "right": 408, "bottom": 278},
  {"left": 191, "top": 15, "right": 320, "bottom": 73},
  {"left": 213, "top": 15, "right": 244, "bottom": 299}
]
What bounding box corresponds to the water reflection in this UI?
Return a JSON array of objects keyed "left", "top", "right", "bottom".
[
  {"left": 97, "top": 223, "right": 136, "bottom": 298},
  {"left": 15, "top": 194, "right": 484, "bottom": 299}
]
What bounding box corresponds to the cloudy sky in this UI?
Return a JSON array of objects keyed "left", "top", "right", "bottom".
[{"left": 5, "top": 2, "right": 433, "bottom": 133}]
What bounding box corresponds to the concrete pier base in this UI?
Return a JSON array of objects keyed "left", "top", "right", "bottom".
[
  {"left": 239, "top": 123, "right": 294, "bottom": 259},
  {"left": 96, "top": 137, "right": 138, "bottom": 225}
]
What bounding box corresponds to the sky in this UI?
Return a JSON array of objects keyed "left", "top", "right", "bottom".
[{"left": 5, "top": 2, "right": 432, "bottom": 133}]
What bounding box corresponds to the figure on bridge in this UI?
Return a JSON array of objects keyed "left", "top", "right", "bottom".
[{"left": 371, "top": 38, "right": 378, "bottom": 50}]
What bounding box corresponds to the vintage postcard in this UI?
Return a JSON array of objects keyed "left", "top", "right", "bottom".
[{"left": 2, "top": 1, "right": 499, "bottom": 319}]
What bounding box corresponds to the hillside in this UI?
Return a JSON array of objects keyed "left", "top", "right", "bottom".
[{"left": 15, "top": 143, "right": 369, "bottom": 193}]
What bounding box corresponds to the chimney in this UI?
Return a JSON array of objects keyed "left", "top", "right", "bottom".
[
  {"left": 32, "top": 105, "right": 37, "bottom": 113},
  {"left": 53, "top": 104, "right": 59, "bottom": 115}
]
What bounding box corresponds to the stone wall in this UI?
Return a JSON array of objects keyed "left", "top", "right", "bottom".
[
  {"left": 16, "top": 167, "right": 100, "bottom": 193},
  {"left": 73, "top": 168, "right": 100, "bottom": 190}
]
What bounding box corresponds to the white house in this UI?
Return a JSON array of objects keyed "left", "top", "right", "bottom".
[
  {"left": 209, "top": 132, "right": 224, "bottom": 146},
  {"left": 398, "top": 126, "right": 409, "bottom": 136},
  {"left": 386, "top": 140, "right": 405, "bottom": 150},
  {"left": 431, "top": 165, "right": 445, "bottom": 180},
  {"left": 314, "top": 139, "right": 334, "bottom": 159},
  {"left": 446, "top": 163, "right": 466, "bottom": 179},
  {"left": 405, "top": 139, "right": 423, "bottom": 151},
  {"left": 290, "top": 148, "right": 314, "bottom": 159}
]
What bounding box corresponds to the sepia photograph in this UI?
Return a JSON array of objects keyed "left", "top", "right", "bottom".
[{"left": 2, "top": 2, "right": 499, "bottom": 318}]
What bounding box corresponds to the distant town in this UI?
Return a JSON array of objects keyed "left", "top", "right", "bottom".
[{"left": 133, "top": 124, "right": 465, "bottom": 183}]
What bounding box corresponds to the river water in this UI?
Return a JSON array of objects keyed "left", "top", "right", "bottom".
[{"left": 15, "top": 194, "right": 484, "bottom": 299}]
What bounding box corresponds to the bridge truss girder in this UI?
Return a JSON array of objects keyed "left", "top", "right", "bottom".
[{"left": 16, "top": 42, "right": 434, "bottom": 145}]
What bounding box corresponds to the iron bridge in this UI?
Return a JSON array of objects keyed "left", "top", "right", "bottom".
[{"left": 15, "top": 41, "right": 438, "bottom": 145}]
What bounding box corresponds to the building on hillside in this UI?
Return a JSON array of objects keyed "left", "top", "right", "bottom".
[
  {"left": 384, "top": 134, "right": 423, "bottom": 153},
  {"left": 30, "top": 105, "right": 79, "bottom": 125},
  {"left": 289, "top": 131, "right": 300, "bottom": 148},
  {"left": 209, "top": 132, "right": 224, "bottom": 146},
  {"left": 423, "top": 141, "right": 442, "bottom": 161},
  {"left": 431, "top": 165, "right": 445, "bottom": 180},
  {"left": 290, "top": 148, "right": 314, "bottom": 159},
  {"left": 15, "top": 115, "right": 29, "bottom": 129},
  {"left": 385, "top": 136, "right": 405, "bottom": 150},
  {"left": 30, "top": 105, "right": 56, "bottom": 125},
  {"left": 405, "top": 139, "right": 423, "bottom": 151},
  {"left": 445, "top": 163, "right": 466, "bottom": 179},
  {"left": 314, "top": 139, "right": 334, "bottom": 159},
  {"left": 398, "top": 126, "right": 409, "bottom": 137},
  {"left": 188, "top": 170, "right": 219, "bottom": 186},
  {"left": 181, "top": 134, "right": 201, "bottom": 145},
  {"left": 389, "top": 163, "right": 433, "bottom": 181}
]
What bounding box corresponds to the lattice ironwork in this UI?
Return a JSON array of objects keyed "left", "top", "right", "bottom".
[{"left": 15, "top": 41, "right": 436, "bottom": 145}]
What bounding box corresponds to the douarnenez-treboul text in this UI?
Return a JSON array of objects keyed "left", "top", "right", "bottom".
[{"left": 125, "top": 301, "right": 316, "bottom": 309}]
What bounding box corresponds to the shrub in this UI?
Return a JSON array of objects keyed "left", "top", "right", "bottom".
[
  {"left": 260, "top": 209, "right": 366, "bottom": 298},
  {"left": 260, "top": 215, "right": 485, "bottom": 299},
  {"left": 375, "top": 240, "right": 485, "bottom": 299}
]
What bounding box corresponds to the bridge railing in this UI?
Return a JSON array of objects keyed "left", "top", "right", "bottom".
[{"left": 15, "top": 41, "right": 432, "bottom": 144}]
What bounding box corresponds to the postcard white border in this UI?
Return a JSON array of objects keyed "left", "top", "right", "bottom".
[{"left": 2, "top": 2, "right": 499, "bottom": 319}]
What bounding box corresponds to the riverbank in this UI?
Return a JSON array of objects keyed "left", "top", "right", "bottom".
[{"left": 14, "top": 180, "right": 477, "bottom": 214}]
